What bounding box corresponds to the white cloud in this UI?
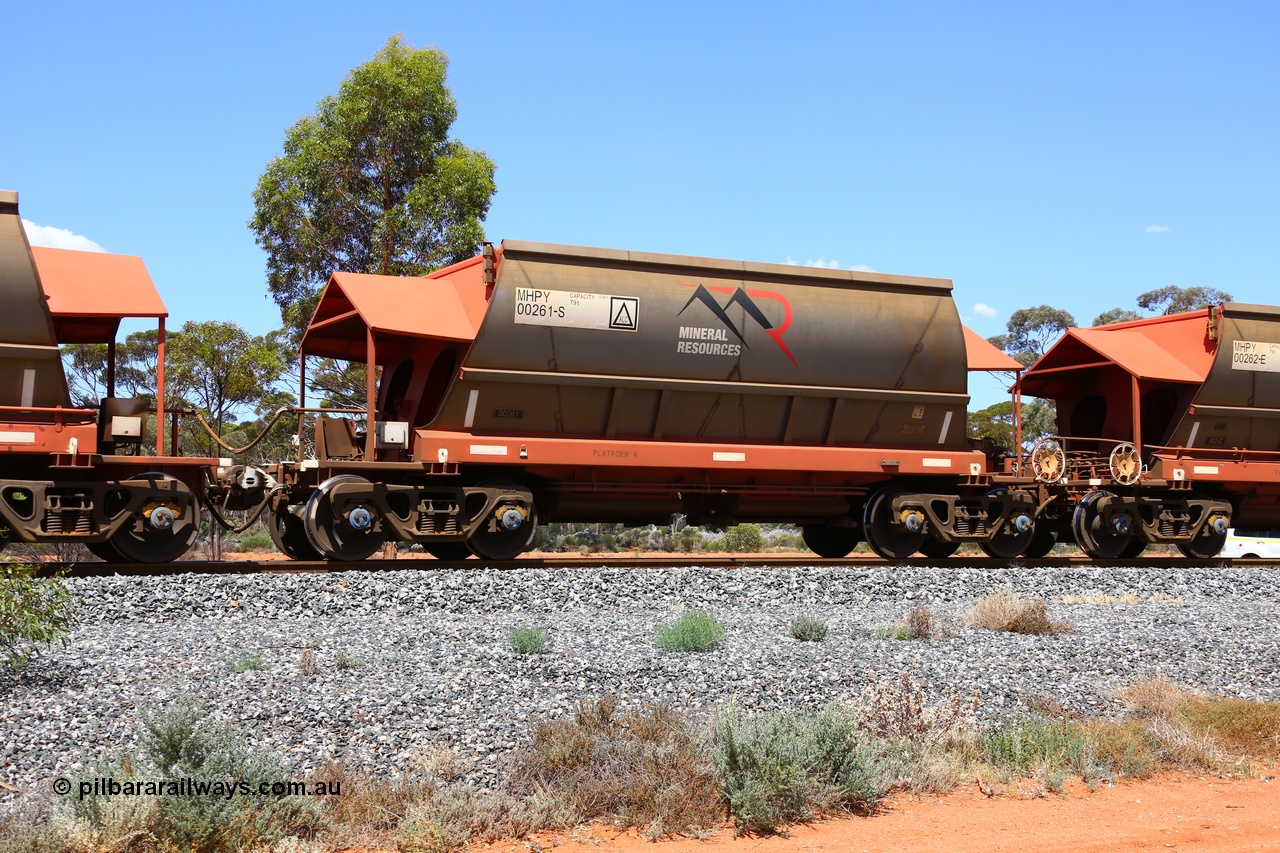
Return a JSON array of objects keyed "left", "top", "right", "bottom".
[
  {"left": 783, "top": 256, "right": 876, "bottom": 272},
  {"left": 21, "top": 219, "right": 104, "bottom": 252},
  {"left": 973, "top": 303, "right": 998, "bottom": 318},
  {"left": 1144, "top": 225, "right": 1170, "bottom": 234}
]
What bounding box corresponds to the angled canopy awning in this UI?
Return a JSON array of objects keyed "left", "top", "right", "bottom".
[
  {"left": 301, "top": 265, "right": 490, "bottom": 362},
  {"left": 31, "top": 246, "right": 167, "bottom": 343},
  {"left": 962, "top": 325, "right": 1023, "bottom": 372},
  {"left": 1020, "top": 311, "right": 1216, "bottom": 397}
]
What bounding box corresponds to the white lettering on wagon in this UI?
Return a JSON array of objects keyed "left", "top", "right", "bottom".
[
  {"left": 0, "top": 431, "right": 36, "bottom": 443},
  {"left": 675, "top": 326, "right": 743, "bottom": 357},
  {"left": 514, "top": 288, "right": 638, "bottom": 332},
  {"left": 922, "top": 458, "right": 952, "bottom": 468},
  {"left": 1231, "top": 340, "right": 1280, "bottom": 373},
  {"left": 469, "top": 445, "right": 509, "bottom": 456}
]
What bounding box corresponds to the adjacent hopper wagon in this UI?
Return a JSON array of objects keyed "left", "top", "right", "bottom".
[
  {"left": 273, "top": 240, "right": 1032, "bottom": 561},
  {"left": 1004, "top": 306, "right": 1280, "bottom": 558}
]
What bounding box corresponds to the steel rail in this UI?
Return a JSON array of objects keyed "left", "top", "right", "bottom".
[{"left": 30, "top": 554, "right": 1279, "bottom": 579}]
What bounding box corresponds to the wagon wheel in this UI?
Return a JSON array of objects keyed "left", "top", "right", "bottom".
[
  {"left": 426, "top": 541, "right": 473, "bottom": 560},
  {"left": 1030, "top": 438, "right": 1067, "bottom": 484},
  {"left": 108, "top": 473, "right": 201, "bottom": 563},
  {"left": 1177, "top": 505, "right": 1229, "bottom": 559},
  {"left": 1023, "top": 527, "right": 1058, "bottom": 559},
  {"left": 917, "top": 539, "right": 960, "bottom": 559},
  {"left": 862, "top": 487, "right": 925, "bottom": 561},
  {"left": 801, "top": 525, "right": 861, "bottom": 559},
  {"left": 0, "top": 526, "right": 8, "bottom": 554},
  {"left": 468, "top": 481, "right": 537, "bottom": 561},
  {"left": 303, "top": 475, "right": 385, "bottom": 562},
  {"left": 87, "top": 540, "right": 126, "bottom": 562},
  {"left": 268, "top": 504, "right": 322, "bottom": 561},
  {"left": 979, "top": 489, "right": 1035, "bottom": 559},
  {"left": 1120, "top": 539, "right": 1147, "bottom": 558},
  {"left": 1108, "top": 443, "right": 1143, "bottom": 486},
  {"left": 1071, "top": 489, "right": 1132, "bottom": 560}
]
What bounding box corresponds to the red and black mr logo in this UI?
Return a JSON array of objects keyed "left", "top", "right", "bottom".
[{"left": 679, "top": 284, "right": 799, "bottom": 369}]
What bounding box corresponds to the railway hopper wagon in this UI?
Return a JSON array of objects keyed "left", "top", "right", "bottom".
[
  {"left": 1004, "top": 306, "right": 1280, "bottom": 559},
  {"left": 0, "top": 191, "right": 270, "bottom": 562},
  {"left": 274, "top": 240, "right": 1032, "bottom": 561}
]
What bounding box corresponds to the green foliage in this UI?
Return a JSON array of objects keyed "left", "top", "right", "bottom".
[
  {"left": 251, "top": 35, "right": 497, "bottom": 337},
  {"left": 655, "top": 610, "right": 725, "bottom": 652},
  {"left": 333, "top": 649, "right": 364, "bottom": 670},
  {"left": 167, "top": 320, "right": 293, "bottom": 458},
  {"left": 714, "top": 705, "right": 889, "bottom": 834},
  {"left": 236, "top": 533, "right": 275, "bottom": 552},
  {"left": 967, "top": 400, "right": 1057, "bottom": 453},
  {"left": 1138, "top": 285, "right": 1233, "bottom": 315},
  {"left": 507, "top": 626, "right": 550, "bottom": 655},
  {"left": 720, "top": 523, "right": 765, "bottom": 553},
  {"left": 0, "top": 564, "right": 78, "bottom": 670},
  {"left": 982, "top": 715, "right": 1094, "bottom": 775},
  {"left": 60, "top": 329, "right": 161, "bottom": 408},
  {"left": 987, "top": 305, "right": 1077, "bottom": 367},
  {"left": 788, "top": 615, "right": 828, "bottom": 642},
  {"left": 70, "top": 703, "right": 322, "bottom": 853},
  {"left": 228, "top": 650, "right": 269, "bottom": 672},
  {"left": 1091, "top": 307, "right": 1144, "bottom": 326}
]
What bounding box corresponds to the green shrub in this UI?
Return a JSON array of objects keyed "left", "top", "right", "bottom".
[
  {"left": 0, "top": 563, "right": 78, "bottom": 670},
  {"left": 333, "top": 649, "right": 363, "bottom": 670},
  {"left": 228, "top": 650, "right": 269, "bottom": 672},
  {"left": 982, "top": 714, "right": 1093, "bottom": 775},
  {"left": 714, "top": 705, "right": 889, "bottom": 834},
  {"left": 720, "top": 523, "right": 765, "bottom": 553},
  {"left": 507, "top": 626, "right": 550, "bottom": 655},
  {"left": 237, "top": 533, "right": 275, "bottom": 552},
  {"left": 789, "top": 615, "right": 828, "bottom": 642},
  {"left": 655, "top": 610, "right": 725, "bottom": 652},
  {"left": 69, "top": 703, "right": 321, "bottom": 853}
]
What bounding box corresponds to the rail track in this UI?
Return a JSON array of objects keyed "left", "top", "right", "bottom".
[{"left": 28, "top": 553, "right": 1279, "bottom": 578}]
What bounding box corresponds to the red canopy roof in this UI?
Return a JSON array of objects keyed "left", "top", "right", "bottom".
[
  {"left": 301, "top": 258, "right": 491, "bottom": 362},
  {"left": 962, "top": 325, "right": 1023, "bottom": 372},
  {"left": 31, "top": 246, "right": 167, "bottom": 343},
  {"left": 1020, "top": 310, "right": 1217, "bottom": 397}
]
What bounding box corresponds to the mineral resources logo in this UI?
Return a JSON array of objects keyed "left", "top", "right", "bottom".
[{"left": 677, "top": 284, "right": 799, "bottom": 369}]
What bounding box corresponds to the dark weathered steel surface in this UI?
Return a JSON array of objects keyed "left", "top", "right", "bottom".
[
  {"left": 436, "top": 241, "right": 971, "bottom": 448},
  {"left": 0, "top": 190, "right": 72, "bottom": 411}
]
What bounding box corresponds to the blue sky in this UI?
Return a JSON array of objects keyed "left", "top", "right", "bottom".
[{"left": 4, "top": 2, "right": 1277, "bottom": 408}]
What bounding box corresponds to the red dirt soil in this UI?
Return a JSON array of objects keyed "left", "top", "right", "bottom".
[{"left": 480, "top": 774, "right": 1279, "bottom": 853}]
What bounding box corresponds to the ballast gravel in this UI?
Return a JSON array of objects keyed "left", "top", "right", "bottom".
[{"left": 2, "top": 562, "right": 1279, "bottom": 800}]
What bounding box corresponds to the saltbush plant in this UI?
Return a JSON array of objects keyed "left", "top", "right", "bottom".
[
  {"left": 655, "top": 610, "right": 725, "bottom": 652},
  {"left": 0, "top": 563, "right": 78, "bottom": 670},
  {"left": 789, "top": 614, "right": 829, "bottom": 642},
  {"left": 714, "top": 705, "right": 890, "bottom": 834},
  {"left": 507, "top": 626, "right": 550, "bottom": 655}
]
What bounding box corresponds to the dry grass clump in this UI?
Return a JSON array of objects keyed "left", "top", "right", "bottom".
[
  {"left": 508, "top": 695, "right": 723, "bottom": 839},
  {"left": 877, "top": 604, "right": 950, "bottom": 641},
  {"left": 966, "top": 586, "right": 1067, "bottom": 634},
  {"left": 1120, "top": 679, "right": 1280, "bottom": 767}
]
